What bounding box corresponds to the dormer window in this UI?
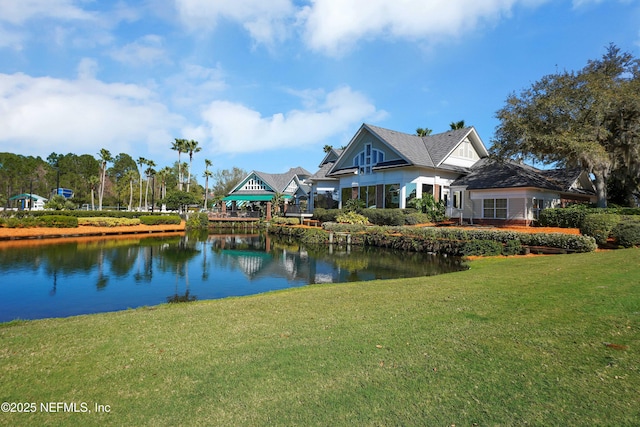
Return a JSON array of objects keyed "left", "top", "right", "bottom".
[{"left": 353, "top": 143, "right": 385, "bottom": 174}]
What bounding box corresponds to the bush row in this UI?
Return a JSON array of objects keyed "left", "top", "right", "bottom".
[
  {"left": 313, "top": 208, "right": 436, "bottom": 227},
  {"left": 0, "top": 215, "right": 79, "bottom": 228},
  {"left": 538, "top": 206, "right": 640, "bottom": 229},
  {"left": 139, "top": 215, "right": 182, "bottom": 225},
  {"left": 1, "top": 210, "right": 180, "bottom": 219},
  {"left": 270, "top": 216, "right": 301, "bottom": 225},
  {"left": 580, "top": 214, "right": 640, "bottom": 247},
  {"left": 77, "top": 217, "right": 141, "bottom": 227},
  {"left": 268, "top": 224, "right": 597, "bottom": 255}
]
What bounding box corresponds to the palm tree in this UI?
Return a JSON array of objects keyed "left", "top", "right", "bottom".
[
  {"left": 157, "top": 166, "right": 172, "bottom": 201},
  {"left": 449, "top": 120, "right": 466, "bottom": 130},
  {"left": 123, "top": 170, "right": 137, "bottom": 211},
  {"left": 185, "top": 139, "right": 201, "bottom": 193},
  {"left": 137, "top": 157, "right": 147, "bottom": 211},
  {"left": 144, "top": 160, "right": 156, "bottom": 211},
  {"left": 323, "top": 144, "right": 333, "bottom": 153},
  {"left": 203, "top": 159, "right": 213, "bottom": 210},
  {"left": 171, "top": 138, "right": 188, "bottom": 190},
  {"left": 88, "top": 175, "right": 100, "bottom": 211},
  {"left": 416, "top": 127, "right": 433, "bottom": 137},
  {"left": 98, "top": 148, "right": 113, "bottom": 210}
]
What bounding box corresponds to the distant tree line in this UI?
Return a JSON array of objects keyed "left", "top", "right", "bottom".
[{"left": 0, "top": 142, "right": 247, "bottom": 211}]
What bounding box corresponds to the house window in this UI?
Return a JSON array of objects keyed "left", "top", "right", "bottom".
[
  {"left": 533, "top": 198, "right": 545, "bottom": 220},
  {"left": 483, "top": 198, "right": 508, "bottom": 219},
  {"left": 352, "top": 143, "right": 385, "bottom": 175},
  {"left": 453, "top": 191, "right": 463, "bottom": 209},
  {"left": 385, "top": 184, "right": 400, "bottom": 208},
  {"left": 358, "top": 185, "right": 377, "bottom": 208}
]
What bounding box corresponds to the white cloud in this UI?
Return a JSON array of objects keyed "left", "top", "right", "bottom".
[
  {"left": 298, "top": 0, "right": 549, "bottom": 56},
  {"left": 0, "top": 24, "right": 25, "bottom": 50},
  {"left": 190, "top": 86, "right": 386, "bottom": 154},
  {"left": 110, "top": 35, "right": 169, "bottom": 66},
  {"left": 173, "top": 0, "right": 295, "bottom": 45},
  {"left": 0, "top": 0, "right": 95, "bottom": 25},
  {"left": 0, "top": 71, "right": 182, "bottom": 157},
  {"left": 166, "top": 64, "right": 228, "bottom": 110},
  {"left": 572, "top": 0, "right": 605, "bottom": 7}
]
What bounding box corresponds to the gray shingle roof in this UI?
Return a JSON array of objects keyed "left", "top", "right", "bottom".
[
  {"left": 365, "top": 124, "right": 435, "bottom": 167},
  {"left": 339, "top": 124, "right": 483, "bottom": 170},
  {"left": 309, "top": 161, "right": 338, "bottom": 181},
  {"left": 451, "top": 158, "right": 591, "bottom": 193},
  {"left": 233, "top": 167, "right": 311, "bottom": 194}
]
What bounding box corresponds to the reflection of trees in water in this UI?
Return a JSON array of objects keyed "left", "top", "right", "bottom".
[{"left": 160, "top": 236, "right": 200, "bottom": 303}]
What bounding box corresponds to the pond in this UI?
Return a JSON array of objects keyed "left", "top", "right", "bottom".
[{"left": 0, "top": 232, "right": 467, "bottom": 322}]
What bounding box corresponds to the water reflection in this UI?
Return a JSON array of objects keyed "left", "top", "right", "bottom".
[{"left": 0, "top": 233, "right": 466, "bottom": 322}]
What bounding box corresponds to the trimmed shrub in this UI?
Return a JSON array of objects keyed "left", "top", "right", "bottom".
[
  {"left": 502, "top": 239, "right": 523, "bottom": 256},
  {"left": 462, "top": 240, "right": 503, "bottom": 257},
  {"left": 77, "top": 217, "right": 141, "bottom": 227},
  {"left": 362, "top": 208, "right": 405, "bottom": 226},
  {"left": 538, "top": 206, "right": 640, "bottom": 229},
  {"left": 37, "top": 215, "right": 78, "bottom": 228},
  {"left": 538, "top": 206, "right": 589, "bottom": 228},
  {"left": 335, "top": 211, "right": 368, "bottom": 225},
  {"left": 139, "top": 215, "right": 182, "bottom": 225},
  {"left": 580, "top": 213, "right": 621, "bottom": 245},
  {"left": 404, "top": 213, "right": 434, "bottom": 226},
  {"left": 612, "top": 217, "right": 640, "bottom": 248},
  {"left": 312, "top": 208, "right": 341, "bottom": 223},
  {"left": 270, "top": 216, "right": 301, "bottom": 225}
]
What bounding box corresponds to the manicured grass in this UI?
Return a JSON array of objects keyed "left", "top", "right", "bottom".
[{"left": 1, "top": 249, "right": 639, "bottom": 426}]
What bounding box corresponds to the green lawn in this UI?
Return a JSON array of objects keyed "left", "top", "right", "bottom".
[{"left": 1, "top": 249, "right": 639, "bottom": 426}]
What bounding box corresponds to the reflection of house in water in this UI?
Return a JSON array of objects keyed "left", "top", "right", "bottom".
[
  {"left": 207, "top": 233, "right": 461, "bottom": 285},
  {"left": 209, "top": 234, "right": 322, "bottom": 283}
]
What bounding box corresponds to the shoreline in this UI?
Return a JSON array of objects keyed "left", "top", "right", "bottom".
[{"left": 0, "top": 222, "right": 186, "bottom": 242}]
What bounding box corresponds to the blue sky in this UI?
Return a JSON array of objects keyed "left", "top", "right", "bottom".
[{"left": 1, "top": 0, "right": 639, "bottom": 183}]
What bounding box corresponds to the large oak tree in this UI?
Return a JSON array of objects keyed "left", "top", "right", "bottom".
[{"left": 491, "top": 44, "right": 640, "bottom": 207}]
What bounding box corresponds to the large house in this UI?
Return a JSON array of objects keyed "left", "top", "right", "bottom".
[
  {"left": 307, "top": 123, "right": 596, "bottom": 225},
  {"left": 224, "top": 123, "right": 596, "bottom": 225}
]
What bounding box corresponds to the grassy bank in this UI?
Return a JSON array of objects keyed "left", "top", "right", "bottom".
[{"left": 1, "top": 249, "right": 639, "bottom": 426}]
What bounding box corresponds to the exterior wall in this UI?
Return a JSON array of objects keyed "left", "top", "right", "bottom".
[
  {"left": 449, "top": 187, "right": 565, "bottom": 225},
  {"left": 336, "top": 167, "right": 461, "bottom": 209}
]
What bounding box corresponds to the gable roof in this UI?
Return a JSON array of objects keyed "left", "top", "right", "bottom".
[
  {"left": 231, "top": 167, "right": 312, "bottom": 195},
  {"left": 451, "top": 158, "right": 594, "bottom": 194},
  {"left": 328, "top": 123, "right": 488, "bottom": 175}
]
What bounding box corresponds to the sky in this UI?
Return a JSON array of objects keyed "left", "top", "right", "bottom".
[{"left": 1, "top": 0, "right": 639, "bottom": 184}]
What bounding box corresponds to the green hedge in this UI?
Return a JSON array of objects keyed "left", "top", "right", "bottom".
[
  {"left": 612, "top": 217, "right": 640, "bottom": 248},
  {"left": 269, "top": 224, "right": 597, "bottom": 255},
  {"left": 580, "top": 214, "right": 621, "bottom": 245},
  {"left": 270, "top": 217, "right": 301, "bottom": 225},
  {"left": 312, "top": 208, "right": 341, "bottom": 223},
  {"left": 77, "top": 217, "right": 141, "bottom": 227},
  {"left": 139, "top": 215, "right": 182, "bottom": 225},
  {"left": 461, "top": 240, "right": 504, "bottom": 256},
  {"left": 539, "top": 207, "right": 640, "bottom": 229},
  {"left": 1, "top": 211, "right": 179, "bottom": 220},
  {"left": 361, "top": 209, "right": 405, "bottom": 226},
  {"left": 37, "top": 215, "right": 78, "bottom": 228}
]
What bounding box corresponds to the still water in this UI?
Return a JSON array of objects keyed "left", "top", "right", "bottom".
[{"left": 0, "top": 232, "right": 466, "bottom": 322}]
